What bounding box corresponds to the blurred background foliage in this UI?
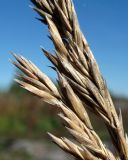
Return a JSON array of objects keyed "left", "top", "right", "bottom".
[
  {"left": 0, "top": 82, "right": 63, "bottom": 139},
  {"left": 1, "top": 77, "right": 128, "bottom": 140},
  {"left": 0, "top": 72, "right": 128, "bottom": 159}
]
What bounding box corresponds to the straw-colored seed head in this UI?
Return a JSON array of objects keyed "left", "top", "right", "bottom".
[{"left": 11, "top": 0, "right": 128, "bottom": 159}]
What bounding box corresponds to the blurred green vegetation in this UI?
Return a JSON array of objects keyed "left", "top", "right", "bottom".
[
  {"left": 0, "top": 150, "right": 32, "bottom": 160},
  {"left": 0, "top": 81, "right": 128, "bottom": 159},
  {"left": 0, "top": 82, "right": 128, "bottom": 141},
  {"left": 0, "top": 82, "right": 64, "bottom": 139}
]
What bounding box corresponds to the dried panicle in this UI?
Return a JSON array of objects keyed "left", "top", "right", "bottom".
[
  {"left": 48, "top": 133, "right": 86, "bottom": 160},
  {"left": 12, "top": 53, "right": 115, "bottom": 159},
  {"left": 11, "top": 0, "right": 128, "bottom": 160},
  {"left": 11, "top": 53, "right": 60, "bottom": 99}
]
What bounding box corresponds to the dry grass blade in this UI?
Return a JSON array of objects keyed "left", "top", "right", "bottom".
[{"left": 11, "top": 0, "right": 128, "bottom": 159}]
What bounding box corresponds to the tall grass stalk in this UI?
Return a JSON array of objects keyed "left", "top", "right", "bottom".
[{"left": 11, "top": 0, "right": 128, "bottom": 159}]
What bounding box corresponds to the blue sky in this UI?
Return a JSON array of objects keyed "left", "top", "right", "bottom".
[{"left": 0, "top": 0, "right": 128, "bottom": 96}]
